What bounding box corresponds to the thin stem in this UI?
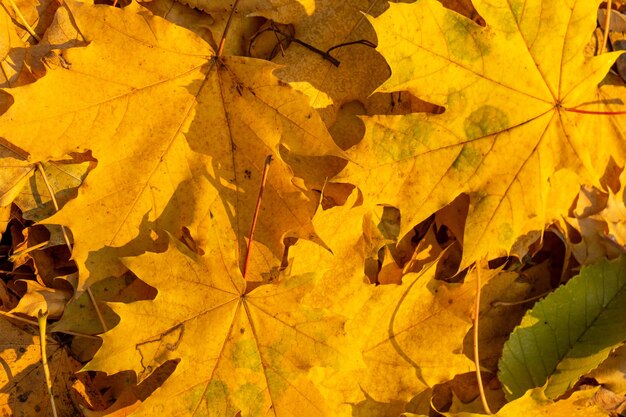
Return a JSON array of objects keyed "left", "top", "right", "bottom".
[
  {"left": 36, "top": 163, "right": 108, "bottom": 333},
  {"left": 36, "top": 163, "right": 73, "bottom": 254},
  {"left": 37, "top": 310, "right": 58, "bottom": 417},
  {"left": 217, "top": 0, "right": 242, "bottom": 57},
  {"left": 600, "top": 0, "right": 612, "bottom": 55},
  {"left": 0, "top": 310, "right": 101, "bottom": 339},
  {"left": 271, "top": 24, "right": 287, "bottom": 57},
  {"left": 9, "top": 240, "right": 49, "bottom": 261},
  {"left": 7, "top": 0, "right": 41, "bottom": 42},
  {"left": 325, "top": 39, "right": 377, "bottom": 55},
  {"left": 267, "top": 27, "right": 341, "bottom": 66},
  {"left": 474, "top": 266, "right": 492, "bottom": 415},
  {"left": 562, "top": 106, "right": 626, "bottom": 115},
  {"left": 289, "top": 38, "right": 340, "bottom": 67},
  {"left": 1, "top": 310, "right": 49, "bottom": 330},
  {"left": 0, "top": 270, "right": 34, "bottom": 275},
  {"left": 242, "top": 156, "right": 272, "bottom": 279},
  {"left": 87, "top": 287, "right": 108, "bottom": 332},
  {"left": 491, "top": 292, "right": 548, "bottom": 307}
]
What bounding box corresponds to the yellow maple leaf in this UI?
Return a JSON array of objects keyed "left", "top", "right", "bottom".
[
  {"left": 86, "top": 227, "right": 351, "bottom": 417},
  {"left": 339, "top": 0, "right": 626, "bottom": 268},
  {"left": 0, "top": 0, "right": 341, "bottom": 289}
]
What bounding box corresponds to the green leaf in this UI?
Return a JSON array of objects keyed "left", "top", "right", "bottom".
[{"left": 499, "top": 255, "right": 626, "bottom": 400}]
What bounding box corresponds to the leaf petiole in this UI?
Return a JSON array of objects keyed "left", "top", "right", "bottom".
[
  {"left": 473, "top": 265, "right": 493, "bottom": 415},
  {"left": 562, "top": 106, "right": 626, "bottom": 115},
  {"left": 38, "top": 310, "right": 58, "bottom": 417},
  {"left": 217, "top": 0, "right": 242, "bottom": 58},
  {"left": 599, "top": 0, "right": 613, "bottom": 55},
  {"left": 242, "top": 155, "right": 273, "bottom": 279}
]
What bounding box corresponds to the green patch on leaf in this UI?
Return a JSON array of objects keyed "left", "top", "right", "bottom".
[
  {"left": 463, "top": 105, "right": 509, "bottom": 140},
  {"left": 372, "top": 119, "right": 433, "bottom": 161},
  {"left": 234, "top": 383, "right": 265, "bottom": 416},
  {"left": 443, "top": 13, "right": 490, "bottom": 61},
  {"left": 231, "top": 339, "right": 262, "bottom": 371},
  {"left": 497, "top": 222, "right": 513, "bottom": 243},
  {"left": 452, "top": 145, "right": 482, "bottom": 172},
  {"left": 508, "top": 0, "right": 525, "bottom": 21}
]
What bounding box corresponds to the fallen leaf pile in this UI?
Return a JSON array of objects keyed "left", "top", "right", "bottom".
[{"left": 0, "top": 0, "right": 625, "bottom": 416}]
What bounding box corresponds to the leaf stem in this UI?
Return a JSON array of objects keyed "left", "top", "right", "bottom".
[
  {"left": 600, "top": 0, "right": 612, "bottom": 55},
  {"left": 217, "top": 0, "right": 242, "bottom": 58},
  {"left": 36, "top": 162, "right": 73, "bottom": 253},
  {"left": 562, "top": 106, "right": 626, "bottom": 115},
  {"left": 38, "top": 310, "right": 58, "bottom": 417},
  {"left": 289, "top": 37, "right": 341, "bottom": 67},
  {"left": 264, "top": 27, "right": 376, "bottom": 67},
  {"left": 36, "top": 162, "right": 108, "bottom": 333},
  {"left": 491, "top": 292, "right": 548, "bottom": 307},
  {"left": 0, "top": 310, "right": 101, "bottom": 340},
  {"left": 242, "top": 156, "right": 272, "bottom": 279},
  {"left": 7, "top": 0, "right": 41, "bottom": 43},
  {"left": 325, "top": 39, "right": 377, "bottom": 56},
  {"left": 87, "top": 287, "right": 108, "bottom": 332},
  {"left": 9, "top": 240, "right": 49, "bottom": 261},
  {"left": 474, "top": 265, "right": 492, "bottom": 415}
]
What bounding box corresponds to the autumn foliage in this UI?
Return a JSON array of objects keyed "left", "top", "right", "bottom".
[{"left": 1, "top": 0, "right": 626, "bottom": 416}]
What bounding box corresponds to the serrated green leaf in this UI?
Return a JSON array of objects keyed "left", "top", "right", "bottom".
[{"left": 499, "top": 256, "right": 626, "bottom": 400}]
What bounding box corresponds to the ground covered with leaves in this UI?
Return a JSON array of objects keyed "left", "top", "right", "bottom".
[{"left": 1, "top": 0, "right": 626, "bottom": 416}]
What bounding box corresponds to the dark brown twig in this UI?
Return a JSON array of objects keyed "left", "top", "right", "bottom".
[
  {"left": 325, "top": 39, "right": 377, "bottom": 55},
  {"left": 259, "top": 26, "right": 377, "bottom": 67},
  {"left": 289, "top": 38, "right": 341, "bottom": 66}
]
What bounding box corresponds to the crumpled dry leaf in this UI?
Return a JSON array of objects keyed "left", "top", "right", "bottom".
[
  {"left": 9, "top": 278, "right": 72, "bottom": 318},
  {"left": 564, "top": 167, "right": 626, "bottom": 264},
  {"left": 588, "top": 344, "right": 626, "bottom": 395}
]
